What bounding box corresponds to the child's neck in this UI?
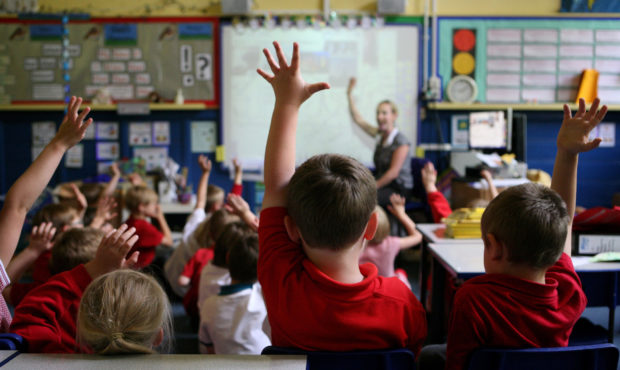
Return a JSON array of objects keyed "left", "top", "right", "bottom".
[
  {"left": 131, "top": 211, "right": 148, "bottom": 220},
  {"left": 493, "top": 263, "right": 547, "bottom": 284},
  {"left": 303, "top": 240, "right": 365, "bottom": 284}
]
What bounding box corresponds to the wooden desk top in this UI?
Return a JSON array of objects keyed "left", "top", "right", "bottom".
[{"left": 0, "top": 352, "right": 306, "bottom": 370}]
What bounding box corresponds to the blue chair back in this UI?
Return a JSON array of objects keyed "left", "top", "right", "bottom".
[
  {"left": 262, "top": 346, "right": 415, "bottom": 370},
  {"left": 467, "top": 343, "right": 619, "bottom": 370},
  {"left": 0, "top": 333, "right": 26, "bottom": 351}
]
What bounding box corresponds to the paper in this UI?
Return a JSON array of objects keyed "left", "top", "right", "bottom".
[
  {"left": 195, "top": 53, "right": 212, "bottom": 80},
  {"left": 559, "top": 59, "right": 592, "bottom": 72},
  {"left": 180, "top": 45, "right": 192, "bottom": 72},
  {"left": 112, "top": 73, "right": 130, "bottom": 84},
  {"left": 486, "top": 59, "right": 520, "bottom": 72},
  {"left": 523, "top": 45, "right": 557, "bottom": 57},
  {"left": 23, "top": 58, "right": 37, "bottom": 70},
  {"left": 135, "top": 73, "right": 151, "bottom": 84},
  {"left": 65, "top": 144, "right": 83, "bottom": 168},
  {"left": 599, "top": 75, "right": 620, "bottom": 87},
  {"left": 136, "top": 86, "right": 154, "bottom": 98},
  {"left": 107, "top": 85, "right": 134, "bottom": 99},
  {"left": 596, "top": 30, "right": 620, "bottom": 42},
  {"left": 589, "top": 122, "right": 615, "bottom": 147},
  {"left": 96, "top": 142, "right": 120, "bottom": 160},
  {"left": 96, "top": 122, "right": 119, "bottom": 139},
  {"left": 103, "top": 62, "right": 125, "bottom": 72},
  {"left": 153, "top": 121, "right": 170, "bottom": 145},
  {"left": 557, "top": 88, "right": 576, "bottom": 102},
  {"left": 128, "top": 61, "right": 146, "bottom": 72},
  {"left": 33, "top": 84, "right": 63, "bottom": 100},
  {"left": 31, "top": 70, "right": 54, "bottom": 82},
  {"left": 559, "top": 45, "right": 593, "bottom": 57},
  {"left": 560, "top": 29, "right": 593, "bottom": 43},
  {"left": 522, "top": 88, "right": 556, "bottom": 103},
  {"left": 92, "top": 73, "right": 109, "bottom": 84},
  {"left": 524, "top": 29, "right": 558, "bottom": 42},
  {"left": 486, "top": 88, "right": 520, "bottom": 102},
  {"left": 486, "top": 44, "right": 521, "bottom": 57},
  {"left": 522, "top": 74, "right": 557, "bottom": 86},
  {"left": 596, "top": 45, "right": 620, "bottom": 58},
  {"left": 486, "top": 73, "right": 520, "bottom": 86},
  {"left": 133, "top": 146, "right": 168, "bottom": 171},
  {"left": 112, "top": 48, "right": 131, "bottom": 60},
  {"left": 487, "top": 29, "right": 521, "bottom": 42},
  {"left": 84, "top": 123, "right": 96, "bottom": 139},
  {"left": 598, "top": 88, "right": 620, "bottom": 103},
  {"left": 216, "top": 145, "right": 225, "bottom": 162},
  {"left": 32, "top": 121, "right": 56, "bottom": 146},
  {"left": 190, "top": 121, "right": 217, "bottom": 153},
  {"left": 39, "top": 57, "right": 56, "bottom": 69},
  {"left": 451, "top": 115, "right": 469, "bottom": 150},
  {"left": 596, "top": 59, "right": 620, "bottom": 72},
  {"left": 557, "top": 73, "right": 580, "bottom": 87},
  {"left": 523, "top": 59, "right": 556, "bottom": 72},
  {"left": 129, "top": 122, "right": 152, "bottom": 146},
  {"left": 468, "top": 111, "right": 506, "bottom": 149}
]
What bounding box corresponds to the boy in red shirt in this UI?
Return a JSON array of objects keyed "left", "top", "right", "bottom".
[
  {"left": 256, "top": 42, "right": 427, "bottom": 354},
  {"left": 10, "top": 224, "right": 140, "bottom": 353},
  {"left": 123, "top": 185, "right": 173, "bottom": 268},
  {"left": 419, "top": 98, "right": 607, "bottom": 370}
]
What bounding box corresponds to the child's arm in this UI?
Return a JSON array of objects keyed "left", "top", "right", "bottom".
[
  {"left": 227, "top": 193, "right": 259, "bottom": 231},
  {"left": 347, "top": 77, "right": 378, "bottom": 137},
  {"left": 0, "top": 96, "right": 92, "bottom": 267},
  {"left": 480, "top": 169, "right": 499, "bottom": 199},
  {"left": 89, "top": 195, "right": 117, "bottom": 229},
  {"left": 5, "top": 222, "right": 55, "bottom": 284},
  {"left": 552, "top": 98, "right": 607, "bottom": 256},
  {"left": 231, "top": 158, "right": 243, "bottom": 195},
  {"left": 194, "top": 155, "right": 212, "bottom": 211},
  {"left": 177, "top": 257, "right": 194, "bottom": 287},
  {"left": 154, "top": 204, "right": 174, "bottom": 247},
  {"left": 421, "top": 162, "right": 452, "bottom": 222},
  {"left": 69, "top": 183, "right": 88, "bottom": 220},
  {"left": 83, "top": 224, "right": 139, "bottom": 279},
  {"left": 387, "top": 194, "right": 423, "bottom": 249},
  {"left": 101, "top": 162, "right": 121, "bottom": 198},
  {"left": 257, "top": 42, "right": 330, "bottom": 208}
]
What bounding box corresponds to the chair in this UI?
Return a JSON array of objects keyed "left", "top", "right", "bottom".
[
  {"left": 467, "top": 343, "right": 619, "bottom": 370},
  {"left": 261, "top": 346, "right": 415, "bottom": 370},
  {"left": 0, "top": 333, "right": 26, "bottom": 351}
]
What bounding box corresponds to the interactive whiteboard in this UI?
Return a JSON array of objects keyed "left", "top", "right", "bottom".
[{"left": 221, "top": 24, "right": 419, "bottom": 172}]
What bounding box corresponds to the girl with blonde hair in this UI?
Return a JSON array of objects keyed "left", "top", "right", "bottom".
[{"left": 77, "top": 269, "right": 173, "bottom": 354}]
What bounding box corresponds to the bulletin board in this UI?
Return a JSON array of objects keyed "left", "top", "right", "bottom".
[
  {"left": 221, "top": 24, "right": 420, "bottom": 171},
  {"left": 439, "top": 17, "right": 620, "bottom": 104},
  {"left": 0, "top": 17, "right": 218, "bottom": 106}
]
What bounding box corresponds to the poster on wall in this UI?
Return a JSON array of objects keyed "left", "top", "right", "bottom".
[
  {"left": 152, "top": 121, "right": 170, "bottom": 145},
  {"left": 133, "top": 146, "right": 168, "bottom": 171},
  {"left": 129, "top": 122, "right": 152, "bottom": 146},
  {"left": 65, "top": 144, "right": 84, "bottom": 168}
]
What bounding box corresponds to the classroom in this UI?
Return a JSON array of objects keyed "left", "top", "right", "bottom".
[{"left": 0, "top": 0, "right": 619, "bottom": 368}]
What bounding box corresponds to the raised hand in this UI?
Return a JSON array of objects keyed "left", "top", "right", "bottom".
[
  {"left": 387, "top": 193, "right": 407, "bottom": 216},
  {"left": 70, "top": 183, "right": 88, "bottom": 213},
  {"left": 109, "top": 162, "right": 121, "bottom": 178},
  {"left": 421, "top": 162, "right": 438, "bottom": 193},
  {"left": 54, "top": 96, "right": 93, "bottom": 150},
  {"left": 91, "top": 196, "right": 118, "bottom": 227},
  {"left": 559, "top": 98, "right": 608, "bottom": 155},
  {"left": 257, "top": 41, "right": 330, "bottom": 107},
  {"left": 86, "top": 224, "right": 139, "bottom": 278},
  {"left": 198, "top": 154, "right": 212, "bottom": 173},
  {"left": 28, "top": 222, "right": 56, "bottom": 254}
]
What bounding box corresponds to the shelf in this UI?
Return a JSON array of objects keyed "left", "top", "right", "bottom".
[
  {"left": 0, "top": 103, "right": 210, "bottom": 111},
  {"left": 427, "top": 102, "right": 620, "bottom": 111}
]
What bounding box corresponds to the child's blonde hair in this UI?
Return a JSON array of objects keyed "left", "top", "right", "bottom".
[
  {"left": 193, "top": 209, "right": 240, "bottom": 249},
  {"left": 370, "top": 206, "right": 390, "bottom": 245},
  {"left": 124, "top": 186, "right": 158, "bottom": 213},
  {"left": 206, "top": 184, "right": 225, "bottom": 212},
  {"left": 77, "top": 269, "right": 172, "bottom": 355}
]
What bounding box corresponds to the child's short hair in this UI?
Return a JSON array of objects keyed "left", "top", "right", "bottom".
[
  {"left": 32, "top": 203, "right": 80, "bottom": 236},
  {"left": 79, "top": 183, "right": 104, "bottom": 205},
  {"left": 227, "top": 231, "right": 259, "bottom": 283},
  {"left": 481, "top": 182, "right": 570, "bottom": 269},
  {"left": 50, "top": 228, "right": 104, "bottom": 275},
  {"left": 124, "top": 186, "right": 158, "bottom": 213},
  {"left": 77, "top": 269, "right": 172, "bottom": 355},
  {"left": 370, "top": 206, "right": 389, "bottom": 245},
  {"left": 287, "top": 154, "right": 376, "bottom": 250},
  {"left": 206, "top": 184, "right": 225, "bottom": 212},
  {"left": 194, "top": 209, "right": 240, "bottom": 249},
  {"left": 213, "top": 221, "right": 254, "bottom": 268}
]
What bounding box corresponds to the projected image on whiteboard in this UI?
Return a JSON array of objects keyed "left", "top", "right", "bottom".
[{"left": 221, "top": 25, "right": 419, "bottom": 172}]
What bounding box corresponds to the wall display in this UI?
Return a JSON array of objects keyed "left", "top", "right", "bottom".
[
  {"left": 221, "top": 24, "right": 420, "bottom": 171},
  {"left": 0, "top": 17, "right": 218, "bottom": 106},
  {"left": 439, "top": 17, "right": 620, "bottom": 103}
]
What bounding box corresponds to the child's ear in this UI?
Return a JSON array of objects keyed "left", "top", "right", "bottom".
[
  {"left": 283, "top": 215, "right": 301, "bottom": 243},
  {"left": 153, "top": 328, "right": 164, "bottom": 347},
  {"left": 485, "top": 233, "right": 504, "bottom": 261},
  {"left": 363, "top": 211, "right": 378, "bottom": 241}
]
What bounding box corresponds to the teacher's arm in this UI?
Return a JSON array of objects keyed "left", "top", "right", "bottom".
[
  {"left": 347, "top": 78, "right": 378, "bottom": 137},
  {"left": 375, "top": 144, "right": 409, "bottom": 188}
]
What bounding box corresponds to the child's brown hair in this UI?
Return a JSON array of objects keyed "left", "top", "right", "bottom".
[
  {"left": 287, "top": 154, "right": 376, "bottom": 250},
  {"left": 481, "top": 182, "right": 570, "bottom": 269},
  {"left": 227, "top": 231, "right": 259, "bottom": 284},
  {"left": 213, "top": 221, "right": 254, "bottom": 268},
  {"left": 193, "top": 209, "right": 240, "bottom": 249},
  {"left": 32, "top": 203, "right": 80, "bottom": 239},
  {"left": 50, "top": 228, "right": 104, "bottom": 275},
  {"left": 124, "top": 186, "right": 158, "bottom": 213},
  {"left": 77, "top": 269, "right": 172, "bottom": 354}
]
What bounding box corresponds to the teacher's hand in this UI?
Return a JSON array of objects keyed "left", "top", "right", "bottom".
[{"left": 347, "top": 77, "right": 356, "bottom": 95}]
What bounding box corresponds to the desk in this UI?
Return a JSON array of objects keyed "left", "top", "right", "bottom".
[
  {"left": 0, "top": 352, "right": 306, "bottom": 369},
  {"left": 427, "top": 243, "right": 620, "bottom": 343},
  {"left": 417, "top": 224, "right": 482, "bottom": 306}
]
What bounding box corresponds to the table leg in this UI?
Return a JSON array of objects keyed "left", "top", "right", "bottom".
[{"left": 428, "top": 256, "right": 447, "bottom": 343}]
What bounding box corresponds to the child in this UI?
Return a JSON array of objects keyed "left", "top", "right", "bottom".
[
  {"left": 0, "top": 96, "right": 91, "bottom": 331},
  {"left": 164, "top": 156, "right": 243, "bottom": 297},
  {"left": 256, "top": 42, "right": 426, "bottom": 354},
  {"left": 178, "top": 208, "right": 239, "bottom": 321},
  {"left": 420, "top": 98, "right": 606, "bottom": 370},
  {"left": 10, "top": 225, "right": 140, "bottom": 353},
  {"left": 48, "top": 228, "right": 105, "bottom": 275},
  {"left": 359, "top": 193, "right": 423, "bottom": 289},
  {"left": 123, "top": 185, "right": 173, "bottom": 269},
  {"left": 199, "top": 225, "right": 269, "bottom": 354},
  {"left": 77, "top": 269, "right": 172, "bottom": 354}
]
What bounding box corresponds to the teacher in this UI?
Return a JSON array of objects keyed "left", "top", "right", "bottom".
[{"left": 347, "top": 77, "right": 413, "bottom": 207}]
